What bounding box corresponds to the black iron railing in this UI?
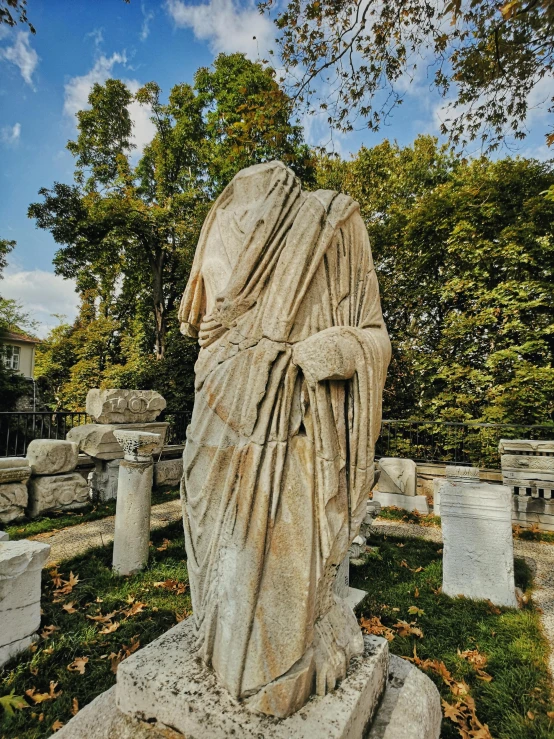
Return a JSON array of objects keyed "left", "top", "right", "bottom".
[
  {"left": 375, "top": 419, "right": 554, "bottom": 469},
  {"left": 0, "top": 412, "right": 92, "bottom": 457}
]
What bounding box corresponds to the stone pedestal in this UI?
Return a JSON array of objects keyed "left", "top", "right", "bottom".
[
  {"left": 55, "top": 621, "right": 441, "bottom": 739},
  {"left": 373, "top": 491, "right": 429, "bottom": 514},
  {"left": 441, "top": 481, "right": 518, "bottom": 608},
  {"left": 112, "top": 430, "right": 161, "bottom": 576},
  {"left": 433, "top": 465, "right": 480, "bottom": 517},
  {"left": 0, "top": 539, "right": 51, "bottom": 666},
  {"left": 500, "top": 439, "right": 554, "bottom": 531}
]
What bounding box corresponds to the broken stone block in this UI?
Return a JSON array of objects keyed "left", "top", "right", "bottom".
[
  {"left": 67, "top": 422, "right": 168, "bottom": 461},
  {"left": 0, "top": 456, "right": 32, "bottom": 485},
  {"left": 0, "top": 483, "right": 28, "bottom": 523},
  {"left": 441, "top": 481, "right": 517, "bottom": 608},
  {"left": 154, "top": 457, "right": 183, "bottom": 489},
  {"left": 89, "top": 459, "right": 121, "bottom": 502},
  {"left": 0, "top": 531, "right": 8, "bottom": 541},
  {"left": 86, "top": 389, "right": 166, "bottom": 424},
  {"left": 26, "top": 439, "right": 79, "bottom": 475},
  {"left": 0, "top": 539, "right": 50, "bottom": 667},
  {"left": 27, "top": 473, "right": 89, "bottom": 518},
  {"left": 375, "top": 458, "right": 417, "bottom": 496},
  {"left": 372, "top": 490, "right": 429, "bottom": 515}
]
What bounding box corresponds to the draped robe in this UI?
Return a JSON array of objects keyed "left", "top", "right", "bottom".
[{"left": 178, "top": 161, "right": 391, "bottom": 718}]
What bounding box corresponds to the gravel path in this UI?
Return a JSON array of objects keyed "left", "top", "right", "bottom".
[
  {"left": 371, "top": 519, "right": 554, "bottom": 682},
  {"left": 29, "top": 508, "right": 554, "bottom": 682},
  {"left": 31, "top": 499, "right": 183, "bottom": 565}
]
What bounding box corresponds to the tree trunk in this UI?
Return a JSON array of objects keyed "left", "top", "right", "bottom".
[{"left": 151, "top": 249, "right": 166, "bottom": 361}]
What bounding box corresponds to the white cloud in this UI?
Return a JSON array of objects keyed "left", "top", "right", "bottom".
[
  {"left": 1, "top": 268, "right": 79, "bottom": 338},
  {"left": 166, "top": 0, "right": 274, "bottom": 59},
  {"left": 0, "top": 31, "right": 39, "bottom": 87},
  {"left": 0, "top": 122, "right": 21, "bottom": 146},
  {"left": 64, "top": 53, "right": 156, "bottom": 155},
  {"left": 141, "top": 4, "right": 155, "bottom": 41}
]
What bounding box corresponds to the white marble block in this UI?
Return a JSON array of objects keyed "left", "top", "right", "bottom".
[
  {"left": 26, "top": 439, "right": 79, "bottom": 475},
  {"left": 441, "top": 481, "right": 518, "bottom": 608},
  {"left": 89, "top": 459, "right": 121, "bottom": 502},
  {"left": 112, "top": 431, "right": 160, "bottom": 576},
  {"left": 86, "top": 389, "right": 166, "bottom": 424},
  {"left": 154, "top": 457, "right": 183, "bottom": 489},
  {"left": 0, "top": 531, "right": 9, "bottom": 541},
  {"left": 0, "top": 539, "right": 50, "bottom": 667},
  {"left": 67, "top": 421, "right": 168, "bottom": 461},
  {"left": 376, "top": 457, "right": 417, "bottom": 496},
  {"left": 0, "top": 482, "right": 28, "bottom": 523},
  {"left": 27, "top": 472, "right": 89, "bottom": 518}
]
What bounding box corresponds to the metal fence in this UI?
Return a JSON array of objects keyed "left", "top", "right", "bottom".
[
  {"left": 0, "top": 412, "right": 92, "bottom": 457},
  {"left": 375, "top": 419, "right": 554, "bottom": 469},
  {"left": 0, "top": 411, "right": 552, "bottom": 467}
]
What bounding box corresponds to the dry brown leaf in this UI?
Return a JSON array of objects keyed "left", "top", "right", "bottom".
[
  {"left": 62, "top": 602, "right": 78, "bottom": 614},
  {"left": 67, "top": 657, "right": 88, "bottom": 675},
  {"left": 175, "top": 610, "right": 190, "bottom": 623},
  {"left": 71, "top": 697, "right": 79, "bottom": 716},
  {"left": 156, "top": 538, "right": 171, "bottom": 552},
  {"left": 486, "top": 600, "right": 501, "bottom": 615},
  {"left": 408, "top": 605, "right": 424, "bottom": 616},
  {"left": 414, "top": 587, "right": 420, "bottom": 598},
  {"left": 153, "top": 579, "right": 187, "bottom": 595},
  {"left": 109, "top": 651, "right": 122, "bottom": 674},
  {"left": 40, "top": 624, "right": 59, "bottom": 640},
  {"left": 86, "top": 611, "right": 118, "bottom": 624},
  {"left": 527, "top": 710, "right": 535, "bottom": 720},
  {"left": 25, "top": 682, "right": 62, "bottom": 704},
  {"left": 121, "top": 602, "right": 147, "bottom": 619},
  {"left": 393, "top": 620, "right": 424, "bottom": 638},
  {"left": 51, "top": 719, "right": 64, "bottom": 732},
  {"left": 53, "top": 571, "right": 80, "bottom": 601},
  {"left": 100, "top": 621, "right": 120, "bottom": 635},
  {"left": 360, "top": 616, "right": 395, "bottom": 642},
  {"left": 123, "top": 636, "right": 141, "bottom": 657}
]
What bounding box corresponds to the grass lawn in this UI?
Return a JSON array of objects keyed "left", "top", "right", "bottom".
[
  {"left": 5, "top": 489, "right": 180, "bottom": 541},
  {"left": 1, "top": 524, "right": 552, "bottom": 738}
]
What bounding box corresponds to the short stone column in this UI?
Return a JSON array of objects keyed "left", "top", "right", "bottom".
[
  {"left": 112, "top": 430, "right": 161, "bottom": 576},
  {"left": 0, "top": 539, "right": 51, "bottom": 666},
  {"left": 434, "top": 465, "right": 480, "bottom": 516},
  {"left": 441, "top": 478, "right": 517, "bottom": 608}
]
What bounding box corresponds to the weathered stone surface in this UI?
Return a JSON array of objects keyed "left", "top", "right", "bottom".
[
  {"left": 445, "top": 465, "right": 480, "bottom": 483},
  {"left": 86, "top": 388, "right": 166, "bottom": 424},
  {"left": 112, "top": 431, "right": 159, "bottom": 576},
  {"left": 373, "top": 491, "right": 429, "bottom": 514},
  {"left": 441, "top": 481, "right": 517, "bottom": 608},
  {"left": 0, "top": 482, "right": 28, "bottom": 523},
  {"left": 89, "top": 459, "right": 121, "bottom": 502},
  {"left": 116, "top": 618, "right": 388, "bottom": 738},
  {"left": 154, "top": 458, "right": 183, "bottom": 489},
  {"left": 27, "top": 472, "right": 88, "bottom": 518},
  {"left": 0, "top": 457, "right": 31, "bottom": 484},
  {"left": 375, "top": 458, "right": 417, "bottom": 496},
  {"left": 0, "top": 539, "right": 50, "bottom": 665},
  {"left": 67, "top": 422, "right": 168, "bottom": 460},
  {"left": 498, "top": 438, "right": 554, "bottom": 455},
  {"left": 0, "top": 634, "right": 38, "bottom": 668},
  {"left": 26, "top": 439, "right": 79, "bottom": 475},
  {"left": 0, "top": 531, "right": 8, "bottom": 541},
  {"left": 367, "top": 654, "right": 441, "bottom": 739},
  {"left": 501, "top": 453, "right": 554, "bottom": 472},
  {"left": 55, "top": 647, "right": 441, "bottom": 739},
  {"left": 176, "top": 162, "right": 391, "bottom": 717},
  {"left": 513, "top": 496, "right": 554, "bottom": 532}
]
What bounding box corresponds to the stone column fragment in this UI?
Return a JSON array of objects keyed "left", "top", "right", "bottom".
[
  {"left": 112, "top": 430, "right": 161, "bottom": 576},
  {"left": 441, "top": 481, "right": 517, "bottom": 608}
]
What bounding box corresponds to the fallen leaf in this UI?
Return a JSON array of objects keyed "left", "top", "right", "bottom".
[
  {"left": 394, "top": 620, "right": 424, "bottom": 638},
  {"left": 25, "top": 682, "right": 62, "bottom": 704},
  {"left": 67, "top": 657, "right": 89, "bottom": 675},
  {"left": 52, "top": 719, "right": 64, "bottom": 731},
  {"left": 62, "top": 602, "right": 78, "bottom": 614},
  {"left": 414, "top": 587, "right": 420, "bottom": 598},
  {"left": 175, "top": 610, "right": 190, "bottom": 623},
  {"left": 360, "top": 616, "right": 395, "bottom": 641},
  {"left": 123, "top": 636, "right": 141, "bottom": 657},
  {"left": 153, "top": 579, "right": 187, "bottom": 595},
  {"left": 547, "top": 710, "right": 554, "bottom": 719},
  {"left": 109, "top": 651, "right": 122, "bottom": 673},
  {"left": 121, "top": 601, "right": 147, "bottom": 618},
  {"left": 0, "top": 690, "right": 28, "bottom": 715},
  {"left": 100, "top": 621, "right": 120, "bottom": 635},
  {"left": 40, "top": 624, "right": 60, "bottom": 640},
  {"left": 71, "top": 697, "right": 79, "bottom": 716},
  {"left": 527, "top": 710, "right": 535, "bottom": 720},
  {"left": 486, "top": 600, "right": 501, "bottom": 615},
  {"left": 408, "top": 605, "right": 425, "bottom": 616},
  {"left": 87, "top": 611, "right": 118, "bottom": 624},
  {"left": 156, "top": 538, "right": 171, "bottom": 552}
]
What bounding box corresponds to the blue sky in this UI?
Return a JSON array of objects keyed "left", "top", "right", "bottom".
[{"left": 0, "top": 0, "right": 551, "bottom": 335}]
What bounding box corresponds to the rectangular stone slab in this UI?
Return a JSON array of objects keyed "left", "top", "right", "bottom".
[
  {"left": 116, "top": 617, "right": 389, "bottom": 739},
  {"left": 0, "top": 465, "right": 31, "bottom": 484},
  {"left": 372, "top": 491, "right": 429, "bottom": 515},
  {"left": 67, "top": 422, "right": 168, "bottom": 460},
  {"left": 498, "top": 439, "right": 554, "bottom": 455},
  {"left": 501, "top": 454, "right": 554, "bottom": 473}
]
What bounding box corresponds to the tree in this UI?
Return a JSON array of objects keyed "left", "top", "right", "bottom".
[
  {"left": 316, "top": 137, "right": 554, "bottom": 424},
  {"left": 262, "top": 0, "right": 554, "bottom": 152},
  {"left": 0, "top": 0, "right": 34, "bottom": 33}
]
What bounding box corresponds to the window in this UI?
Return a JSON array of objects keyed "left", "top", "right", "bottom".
[{"left": 2, "top": 345, "right": 20, "bottom": 371}]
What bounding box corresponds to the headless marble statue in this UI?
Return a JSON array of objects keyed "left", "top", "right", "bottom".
[{"left": 178, "top": 161, "right": 390, "bottom": 718}]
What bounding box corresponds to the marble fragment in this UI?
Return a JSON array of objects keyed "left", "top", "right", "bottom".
[
  {"left": 375, "top": 457, "right": 417, "bottom": 496},
  {"left": 372, "top": 491, "right": 429, "bottom": 514},
  {"left": 26, "top": 439, "right": 78, "bottom": 475},
  {"left": 441, "top": 481, "right": 517, "bottom": 608},
  {"left": 154, "top": 458, "right": 183, "bottom": 489},
  {"left": 86, "top": 389, "right": 166, "bottom": 424},
  {"left": 0, "top": 457, "right": 31, "bottom": 485},
  {"left": 27, "top": 472, "right": 88, "bottom": 517},
  {"left": 0, "top": 482, "right": 28, "bottom": 523},
  {"left": 67, "top": 422, "right": 168, "bottom": 460}
]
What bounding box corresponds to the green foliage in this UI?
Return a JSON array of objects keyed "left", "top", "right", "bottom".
[
  {"left": 265, "top": 0, "right": 554, "bottom": 152},
  {"left": 317, "top": 136, "right": 554, "bottom": 424}
]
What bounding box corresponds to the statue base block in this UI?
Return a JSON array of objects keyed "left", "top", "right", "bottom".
[
  {"left": 56, "top": 616, "right": 442, "bottom": 739},
  {"left": 373, "top": 491, "right": 429, "bottom": 515}
]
